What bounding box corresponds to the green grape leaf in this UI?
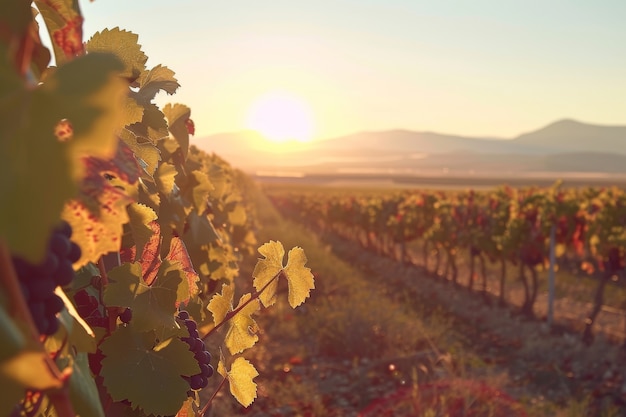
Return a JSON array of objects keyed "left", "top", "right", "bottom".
[
  {"left": 156, "top": 162, "right": 178, "bottom": 197},
  {"left": 207, "top": 283, "right": 234, "bottom": 325},
  {"left": 163, "top": 103, "right": 191, "bottom": 160},
  {"left": 283, "top": 247, "right": 315, "bottom": 308},
  {"left": 104, "top": 262, "right": 144, "bottom": 308},
  {"left": 0, "top": 52, "right": 125, "bottom": 263},
  {"left": 127, "top": 203, "right": 158, "bottom": 260},
  {"left": 252, "top": 241, "right": 285, "bottom": 307},
  {"left": 86, "top": 28, "right": 147, "bottom": 81},
  {"left": 185, "top": 212, "right": 220, "bottom": 246},
  {"left": 222, "top": 357, "right": 259, "bottom": 407},
  {"left": 105, "top": 261, "right": 181, "bottom": 333},
  {"left": 66, "top": 352, "right": 105, "bottom": 417},
  {"left": 34, "top": 0, "right": 84, "bottom": 64},
  {"left": 47, "top": 288, "right": 96, "bottom": 354},
  {"left": 137, "top": 65, "right": 179, "bottom": 102},
  {"left": 100, "top": 326, "right": 199, "bottom": 416},
  {"left": 225, "top": 293, "right": 259, "bottom": 354}
]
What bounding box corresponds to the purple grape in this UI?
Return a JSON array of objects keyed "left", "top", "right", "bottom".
[
  {"left": 189, "top": 374, "right": 203, "bottom": 390},
  {"left": 50, "top": 233, "right": 71, "bottom": 257},
  {"left": 119, "top": 308, "right": 132, "bottom": 324},
  {"left": 68, "top": 242, "right": 82, "bottom": 263}
]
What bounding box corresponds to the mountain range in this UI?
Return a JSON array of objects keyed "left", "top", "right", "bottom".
[{"left": 193, "top": 119, "right": 626, "bottom": 177}]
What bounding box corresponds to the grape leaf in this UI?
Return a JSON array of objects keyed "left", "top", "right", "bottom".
[
  {"left": 252, "top": 241, "right": 285, "bottom": 307},
  {"left": 0, "top": 52, "right": 125, "bottom": 263},
  {"left": 121, "top": 95, "right": 145, "bottom": 128},
  {"left": 137, "top": 65, "right": 179, "bottom": 102},
  {"left": 283, "top": 247, "right": 315, "bottom": 308},
  {"left": 66, "top": 352, "right": 105, "bottom": 417},
  {"left": 63, "top": 185, "right": 131, "bottom": 268},
  {"left": 100, "top": 325, "right": 199, "bottom": 416},
  {"left": 127, "top": 203, "right": 158, "bottom": 260},
  {"left": 228, "top": 204, "right": 247, "bottom": 227},
  {"left": 34, "top": 0, "right": 84, "bottom": 64},
  {"left": 207, "top": 283, "right": 234, "bottom": 326},
  {"left": 207, "top": 244, "right": 239, "bottom": 282},
  {"left": 220, "top": 357, "right": 259, "bottom": 408},
  {"left": 86, "top": 28, "right": 147, "bottom": 81},
  {"left": 189, "top": 171, "right": 214, "bottom": 215},
  {"left": 119, "top": 129, "right": 161, "bottom": 177},
  {"left": 225, "top": 293, "right": 259, "bottom": 354},
  {"left": 174, "top": 398, "right": 196, "bottom": 417},
  {"left": 105, "top": 261, "right": 181, "bottom": 333},
  {"left": 165, "top": 237, "right": 199, "bottom": 306},
  {"left": 156, "top": 162, "right": 178, "bottom": 197},
  {"left": 128, "top": 102, "right": 170, "bottom": 143},
  {"left": 163, "top": 103, "right": 191, "bottom": 160},
  {"left": 207, "top": 285, "right": 259, "bottom": 354},
  {"left": 184, "top": 212, "right": 220, "bottom": 246}
]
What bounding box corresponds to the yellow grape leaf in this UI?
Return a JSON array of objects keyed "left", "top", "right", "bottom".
[
  {"left": 217, "top": 349, "right": 227, "bottom": 378},
  {"left": 224, "top": 294, "right": 259, "bottom": 355},
  {"left": 207, "top": 283, "right": 234, "bottom": 325},
  {"left": 222, "top": 357, "right": 259, "bottom": 408},
  {"left": 283, "top": 247, "right": 315, "bottom": 308},
  {"left": 555, "top": 243, "right": 566, "bottom": 258},
  {"left": 252, "top": 241, "right": 285, "bottom": 307}
]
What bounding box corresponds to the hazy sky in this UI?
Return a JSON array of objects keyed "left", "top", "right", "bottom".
[{"left": 76, "top": 0, "right": 626, "bottom": 140}]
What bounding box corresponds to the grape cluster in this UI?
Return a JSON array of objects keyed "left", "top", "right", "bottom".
[
  {"left": 178, "top": 310, "right": 214, "bottom": 392},
  {"left": 11, "top": 221, "right": 81, "bottom": 335}
]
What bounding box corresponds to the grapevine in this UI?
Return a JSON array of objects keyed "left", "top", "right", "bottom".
[
  {"left": 0, "top": 2, "right": 314, "bottom": 417},
  {"left": 268, "top": 182, "right": 626, "bottom": 343}
]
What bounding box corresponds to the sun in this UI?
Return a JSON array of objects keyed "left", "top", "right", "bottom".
[{"left": 245, "top": 91, "right": 314, "bottom": 143}]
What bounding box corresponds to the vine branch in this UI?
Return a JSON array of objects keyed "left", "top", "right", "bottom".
[{"left": 201, "top": 269, "right": 283, "bottom": 341}]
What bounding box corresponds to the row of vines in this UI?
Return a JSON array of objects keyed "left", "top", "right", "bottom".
[
  {"left": 0, "top": 2, "right": 313, "bottom": 417},
  {"left": 268, "top": 182, "right": 626, "bottom": 345}
]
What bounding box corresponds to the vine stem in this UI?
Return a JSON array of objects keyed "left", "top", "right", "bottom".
[
  {"left": 201, "top": 269, "right": 282, "bottom": 342},
  {"left": 98, "top": 257, "right": 119, "bottom": 334},
  {"left": 0, "top": 240, "right": 76, "bottom": 417},
  {"left": 198, "top": 377, "right": 227, "bottom": 417}
]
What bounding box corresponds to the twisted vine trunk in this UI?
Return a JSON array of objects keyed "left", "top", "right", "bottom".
[
  {"left": 499, "top": 259, "right": 507, "bottom": 306},
  {"left": 582, "top": 270, "right": 611, "bottom": 345},
  {"left": 468, "top": 248, "right": 475, "bottom": 291},
  {"left": 479, "top": 254, "right": 489, "bottom": 303}
]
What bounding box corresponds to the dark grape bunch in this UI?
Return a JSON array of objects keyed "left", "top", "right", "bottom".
[
  {"left": 11, "top": 221, "right": 81, "bottom": 335},
  {"left": 178, "top": 310, "right": 214, "bottom": 393}
]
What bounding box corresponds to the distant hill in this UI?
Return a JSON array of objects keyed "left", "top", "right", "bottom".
[
  {"left": 193, "top": 119, "right": 626, "bottom": 176},
  {"left": 513, "top": 119, "right": 626, "bottom": 153}
]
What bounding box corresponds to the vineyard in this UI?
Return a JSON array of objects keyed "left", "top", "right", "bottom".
[
  {"left": 265, "top": 183, "right": 626, "bottom": 345},
  {"left": 0, "top": 2, "right": 314, "bottom": 417},
  {"left": 3, "top": 1, "right": 626, "bottom": 417}
]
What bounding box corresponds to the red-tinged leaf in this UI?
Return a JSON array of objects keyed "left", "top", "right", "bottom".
[
  {"left": 165, "top": 237, "right": 199, "bottom": 306},
  {"left": 63, "top": 185, "right": 131, "bottom": 268},
  {"left": 138, "top": 221, "right": 162, "bottom": 285},
  {"left": 84, "top": 141, "right": 141, "bottom": 186},
  {"left": 34, "top": 0, "right": 85, "bottom": 64},
  {"left": 185, "top": 118, "right": 195, "bottom": 136}
]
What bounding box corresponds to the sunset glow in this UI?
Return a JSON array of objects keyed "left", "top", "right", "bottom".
[{"left": 245, "top": 91, "right": 314, "bottom": 144}]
